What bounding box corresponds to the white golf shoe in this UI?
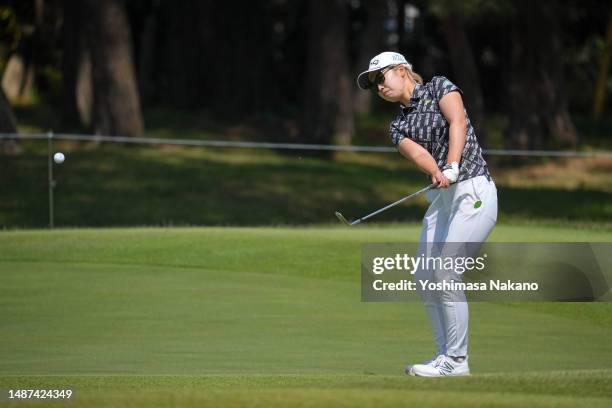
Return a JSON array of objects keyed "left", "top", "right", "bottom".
[
  {"left": 404, "top": 354, "right": 445, "bottom": 375},
  {"left": 410, "top": 355, "right": 470, "bottom": 377}
]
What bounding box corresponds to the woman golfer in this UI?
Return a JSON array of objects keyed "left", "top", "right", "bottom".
[{"left": 357, "top": 52, "right": 498, "bottom": 377}]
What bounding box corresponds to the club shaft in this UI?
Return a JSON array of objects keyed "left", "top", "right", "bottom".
[{"left": 354, "top": 183, "right": 436, "bottom": 224}]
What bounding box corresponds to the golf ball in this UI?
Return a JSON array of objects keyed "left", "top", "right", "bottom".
[{"left": 53, "top": 152, "right": 65, "bottom": 164}]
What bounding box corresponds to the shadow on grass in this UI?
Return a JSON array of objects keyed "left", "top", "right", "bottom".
[{"left": 0, "top": 143, "right": 610, "bottom": 228}]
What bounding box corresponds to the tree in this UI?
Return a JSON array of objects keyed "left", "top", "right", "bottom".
[
  {"left": 1, "top": 0, "right": 44, "bottom": 103},
  {"left": 592, "top": 12, "right": 612, "bottom": 120},
  {"left": 206, "top": 1, "right": 278, "bottom": 116},
  {"left": 84, "top": 0, "right": 144, "bottom": 136},
  {"left": 504, "top": 0, "right": 577, "bottom": 149},
  {"left": 61, "top": 0, "right": 92, "bottom": 127},
  {"left": 353, "top": 0, "right": 388, "bottom": 115},
  {"left": 0, "top": 86, "right": 17, "bottom": 131},
  {"left": 426, "top": 0, "right": 498, "bottom": 146},
  {"left": 300, "top": 0, "right": 353, "bottom": 147},
  {"left": 439, "top": 11, "right": 488, "bottom": 145},
  {"left": 0, "top": 86, "right": 20, "bottom": 154},
  {"left": 155, "top": 0, "right": 211, "bottom": 108},
  {"left": 134, "top": 0, "right": 161, "bottom": 106}
]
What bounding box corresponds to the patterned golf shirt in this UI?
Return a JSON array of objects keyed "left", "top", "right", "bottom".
[{"left": 389, "top": 76, "right": 490, "bottom": 183}]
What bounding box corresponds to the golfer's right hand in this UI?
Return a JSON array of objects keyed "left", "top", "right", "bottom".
[{"left": 431, "top": 170, "right": 450, "bottom": 188}]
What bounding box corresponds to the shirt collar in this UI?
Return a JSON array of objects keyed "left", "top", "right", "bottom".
[{"left": 400, "top": 83, "right": 425, "bottom": 112}]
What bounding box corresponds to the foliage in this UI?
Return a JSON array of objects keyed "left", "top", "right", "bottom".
[{"left": 0, "top": 5, "right": 21, "bottom": 72}]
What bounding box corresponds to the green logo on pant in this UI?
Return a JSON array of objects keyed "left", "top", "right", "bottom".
[{"left": 474, "top": 200, "right": 482, "bottom": 209}]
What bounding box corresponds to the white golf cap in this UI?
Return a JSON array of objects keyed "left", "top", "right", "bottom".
[{"left": 357, "top": 51, "right": 412, "bottom": 89}]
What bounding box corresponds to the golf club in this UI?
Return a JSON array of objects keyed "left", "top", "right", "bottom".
[{"left": 335, "top": 183, "right": 437, "bottom": 226}]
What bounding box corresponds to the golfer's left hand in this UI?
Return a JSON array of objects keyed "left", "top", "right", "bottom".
[
  {"left": 431, "top": 170, "right": 450, "bottom": 188},
  {"left": 442, "top": 162, "right": 459, "bottom": 184}
]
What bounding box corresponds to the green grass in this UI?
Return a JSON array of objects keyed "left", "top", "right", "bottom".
[
  {"left": 1, "top": 226, "right": 612, "bottom": 407},
  {"left": 1, "top": 140, "right": 611, "bottom": 228},
  {"left": 3, "top": 372, "right": 612, "bottom": 407}
]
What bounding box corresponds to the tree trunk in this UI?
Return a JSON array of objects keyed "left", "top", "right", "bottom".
[
  {"left": 0, "top": 87, "right": 17, "bottom": 132},
  {"left": 505, "top": 0, "right": 577, "bottom": 149},
  {"left": 209, "top": 2, "right": 275, "bottom": 116},
  {"left": 158, "top": 0, "right": 212, "bottom": 108},
  {"left": 335, "top": 67, "right": 354, "bottom": 145},
  {"left": 85, "top": 0, "right": 144, "bottom": 136},
  {"left": 62, "top": 0, "right": 93, "bottom": 127},
  {"left": 592, "top": 13, "right": 612, "bottom": 120},
  {"left": 1, "top": 55, "right": 27, "bottom": 102},
  {"left": 440, "top": 12, "right": 488, "bottom": 146},
  {"left": 0, "top": 86, "right": 21, "bottom": 154},
  {"left": 1, "top": 0, "right": 44, "bottom": 103},
  {"left": 300, "top": 0, "right": 353, "bottom": 148},
  {"left": 137, "top": 4, "right": 161, "bottom": 106},
  {"left": 353, "top": 0, "right": 388, "bottom": 116}
]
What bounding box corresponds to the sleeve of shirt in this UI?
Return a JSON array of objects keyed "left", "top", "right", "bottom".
[
  {"left": 431, "top": 76, "right": 463, "bottom": 103},
  {"left": 389, "top": 120, "right": 405, "bottom": 146}
]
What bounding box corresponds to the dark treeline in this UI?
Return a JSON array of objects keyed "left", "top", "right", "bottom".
[{"left": 0, "top": 0, "right": 611, "bottom": 150}]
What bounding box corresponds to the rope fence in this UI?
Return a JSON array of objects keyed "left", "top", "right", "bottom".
[{"left": 2, "top": 132, "right": 611, "bottom": 158}]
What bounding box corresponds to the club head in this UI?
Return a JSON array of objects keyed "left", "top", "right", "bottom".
[{"left": 334, "top": 211, "right": 352, "bottom": 226}]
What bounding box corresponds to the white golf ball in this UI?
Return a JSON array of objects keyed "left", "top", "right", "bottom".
[{"left": 53, "top": 152, "right": 65, "bottom": 164}]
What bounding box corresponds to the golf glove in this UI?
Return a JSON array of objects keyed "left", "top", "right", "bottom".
[{"left": 442, "top": 162, "right": 459, "bottom": 183}]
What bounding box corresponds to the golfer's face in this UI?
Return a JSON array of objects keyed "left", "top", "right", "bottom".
[{"left": 371, "top": 66, "right": 402, "bottom": 102}]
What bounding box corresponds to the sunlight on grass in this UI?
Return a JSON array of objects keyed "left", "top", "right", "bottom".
[{"left": 1, "top": 136, "right": 610, "bottom": 228}]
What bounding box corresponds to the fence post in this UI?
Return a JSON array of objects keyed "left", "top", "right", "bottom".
[{"left": 47, "top": 131, "right": 54, "bottom": 228}]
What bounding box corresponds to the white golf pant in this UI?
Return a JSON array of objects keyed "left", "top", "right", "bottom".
[{"left": 414, "top": 175, "right": 497, "bottom": 357}]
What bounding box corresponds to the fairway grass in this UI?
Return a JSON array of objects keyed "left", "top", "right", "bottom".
[
  {"left": 1, "top": 225, "right": 611, "bottom": 407},
  {"left": 2, "top": 371, "right": 612, "bottom": 407}
]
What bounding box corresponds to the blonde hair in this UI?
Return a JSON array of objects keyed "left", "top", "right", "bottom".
[{"left": 404, "top": 64, "right": 423, "bottom": 85}]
